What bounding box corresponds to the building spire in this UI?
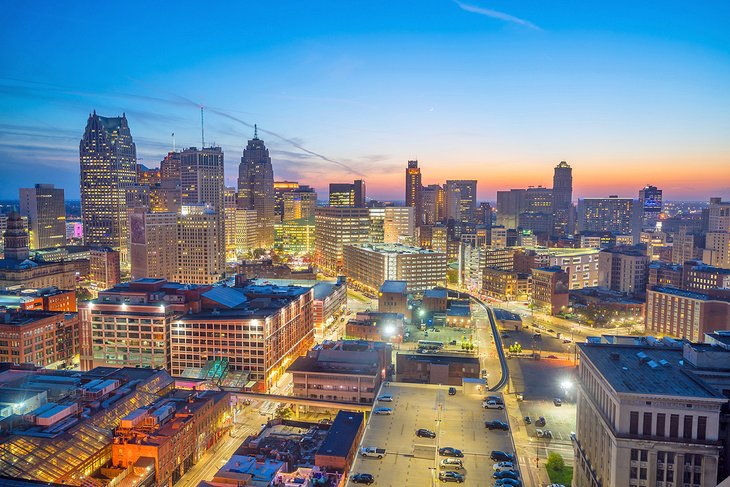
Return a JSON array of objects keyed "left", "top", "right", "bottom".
[{"left": 254, "top": 124, "right": 258, "bottom": 139}]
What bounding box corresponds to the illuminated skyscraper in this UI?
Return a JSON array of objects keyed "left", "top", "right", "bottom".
[
  {"left": 180, "top": 146, "right": 224, "bottom": 212},
  {"left": 422, "top": 184, "right": 445, "bottom": 225},
  {"left": 238, "top": 127, "right": 275, "bottom": 248},
  {"left": 638, "top": 184, "right": 663, "bottom": 231},
  {"left": 405, "top": 160, "right": 422, "bottom": 225},
  {"left": 19, "top": 184, "right": 66, "bottom": 249},
  {"left": 79, "top": 111, "right": 137, "bottom": 257},
  {"left": 329, "top": 180, "right": 366, "bottom": 207},
  {"left": 551, "top": 161, "right": 574, "bottom": 237},
  {"left": 445, "top": 180, "right": 477, "bottom": 223}
]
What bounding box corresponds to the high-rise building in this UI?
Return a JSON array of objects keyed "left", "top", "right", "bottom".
[
  {"left": 89, "top": 247, "right": 121, "bottom": 294},
  {"left": 19, "top": 184, "right": 66, "bottom": 249},
  {"left": 148, "top": 179, "right": 181, "bottom": 213},
  {"left": 405, "top": 160, "right": 422, "bottom": 225},
  {"left": 577, "top": 196, "right": 640, "bottom": 239},
  {"left": 368, "top": 207, "right": 415, "bottom": 245},
  {"left": 274, "top": 216, "right": 316, "bottom": 255},
  {"left": 703, "top": 197, "right": 730, "bottom": 269},
  {"left": 551, "top": 161, "right": 574, "bottom": 237},
  {"left": 79, "top": 111, "right": 137, "bottom": 257},
  {"left": 673, "top": 226, "right": 702, "bottom": 264},
  {"left": 176, "top": 205, "right": 225, "bottom": 285},
  {"left": 314, "top": 207, "right": 371, "bottom": 274},
  {"left": 519, "top": 186, "right": 553, "bottom": 235},
  {"left": 445, "top": 180, "right": 477, "bottom": 224},
  {"left": 707, "top": 197, "right": 730, "bottom": 232},
  {"left": 160, "top": 151, "right": 181, "bottom": 182},
  {"left": 638, "top": 184, "right": 663, "bottom": 231},
  {"left": 329, "top": 180, "right": 366, "bottom": 207},
  {"left": 180, "top": 146, "right": 225, "bottom": 212},
  {"left": 422, "top": 184, "right": 445, "bottom": 225},
  {"left": 235, "top": 208, "right": 259, "bottom": 257},
  {"left": 496, "top": 189, "right": 526, "bottom": 230},
  {"left": 130, "top": 209, "right": 178, "bottom": 280},
  {"left": 238, "top": 128, "right": 275, "bottom": 248},
  {"left": 281, "top": 184, "right": 317, "bottom": 221},
  {"left": 223, "top": 187, "right": 238, "bottom": 260}
]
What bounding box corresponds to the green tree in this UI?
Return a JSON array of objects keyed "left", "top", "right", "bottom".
[
  {"left": 76, "top": 288, "right": 93, "bottom": 302},
  {"left": 546, "top": 452, "right": 565, "bottom": 471},
  {"left": 274, "top": 405, "right": 293, "bottom": 419}
]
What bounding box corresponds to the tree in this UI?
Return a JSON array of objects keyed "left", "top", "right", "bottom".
[
  {"left": 76, "top": 288, "right": 93, "bottom": 302},
  {"left": 546, "top": 452, "right": 565, "bottom": 471},
  {"left": 274, "top": 405, "right": 293, "bottom": 419}
]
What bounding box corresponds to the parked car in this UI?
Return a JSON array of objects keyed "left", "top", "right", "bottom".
[
  {"left": 439, "top": 447, "right": 464, "bottom": 458},
  {"left": 485, "top": 420, "right": 509, "bottom": 431},
  {"left": 563, "top": 338, "right": 572, "bottom": 343},
  {"left": 440, "top": 458, "right": 464, "bottom": 470},
  {"left": 546, "top": 355, "right": 558, "bottom": 359},
  {"left": 524, "top": 416, "right": 531, "bottom": 424},
  {"left": 547, "top": 329, "right": 555, "bottom": 333},
  {"left": 377, "top": 394, "right": 393, "bottom": 402},
  {"left": 553, "top": 398, "right": 562, "bottom": 406},
  {"left": 493, "top": 461, "right": 514, "bottom": 471},
  {"left": 351, "top": 473, "right": 375, "bottom": 484},
  {"left": 416, "top": 428, "right": 437, "bottom": 438},
  {"left": 490, "top": 451, "right": 515, "bottom": 462},
  {"left": 450, "top": 340, "right": 458, "bottom": 345},
  {"left": 360, "top": 447, "right": 386, "bottom": 459},
  {"left": 501, "top": 333, "right": 510, "bottom": 338},
  {"left": 448, "top": 387, "right": 457, "bottom": 396},
  {"left": 373, "top": 407, "right": 393, "bottom": 415},
  {"left": 533, "top": 333, "right": 542, "bottom": 339},
  {"left": 486, "top": 395, "right": 504, "bottom": 404},
  {"left": 535, "top": 416, "right": 546, "bottom": 427},
  {"left": 483, "top": 400, "right": 504, "bottom": 410},
  {"left": 495, "top": 478, "right": 523, "bottom": 486},
  {"left": 536, "top": 429, "right": 553, "bottom": 438},
  {"left": 494, "top": 470, "right": 520, "bottom": 480},
  {"left": 438, "top": 471, "right": 465, "bottom": 483},
  {"left": 319, "top": 418, "right": 332, "bottom": 425}
]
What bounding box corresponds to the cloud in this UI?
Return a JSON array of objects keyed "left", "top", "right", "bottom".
[{"left": 452, "top": 0, "right": 541, "bottom": 30}]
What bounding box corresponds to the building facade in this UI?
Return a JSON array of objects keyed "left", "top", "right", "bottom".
[
  {"left": 551, "top": 161, "right": 574, "bottom": 237},
  {"left": 0, "top": 309, "right": 78, "bottom": 367},
  {"left": 19, "top": 184, "right": 66, "bottom": 249},
  {"left": 645, "top": 286, "right": 730, "bottom": 341},
  {"left": 445, "top": 180, "right": 477, "bottom": 224},
  {"left": 531, "top": 266, "right": 570, "bottom": 315},
  {"left": 314, "top": 206, "right": 371, "bottom": 274},
  {"left": 180, "top": 146, "right": 225, "bottom": 212},
  {"left": 405, "top": 160, "right": 423, "bottom": 226},
  {"left": 598, "top": 246, "right": 650, "bottom": 298},
  {"left": 238, "top": 129, "right": 275, "bottom": 248}
]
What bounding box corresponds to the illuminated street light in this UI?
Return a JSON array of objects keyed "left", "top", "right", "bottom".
[
  {"left": 561, "top": 380, "right": 572, "bottom": 390},
  {"left": 383, "top": 324, "right": 396, "bottom": 336}
]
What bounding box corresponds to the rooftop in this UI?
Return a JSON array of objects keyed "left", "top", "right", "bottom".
[
  {"left": 349, "top": 243, "right": 442, "bottom": 255},
  {"left": 312, "top": 280, "right": 343, "bottom": 300},
  {"left": 316, "top": 410, "right": 364, "bottom": 458},
  {"left": 578, "top": 343, "right": 727, "bottom": 400},
  {"left": 423, "top": 288, "right": 448, "bottom": 299},
  {"left": 380, "top": 280, "right": 408, "bottom": 294},
  {"left": 650, "top": 286, "right": 714, "bottom": 301}
]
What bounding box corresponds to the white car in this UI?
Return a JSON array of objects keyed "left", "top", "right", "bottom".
[
  {"left": 493, "top": 461, "right": 514, "bottom": 471},
  {"left": 377, "top": 394, "right": 393, "bottom": 402},
  {"left": 373, "top": 407, "right": 393, "bottom": 415},
  {"left": 440, "top": 458, "right": 464, "bottom": 470},
  {"left": 482, "top": 400, "right": 504, "bottom": 410}
]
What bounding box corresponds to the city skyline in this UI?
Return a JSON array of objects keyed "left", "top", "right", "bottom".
[{"left": 1, "top": 1, "right": 729, "bottom": 201}]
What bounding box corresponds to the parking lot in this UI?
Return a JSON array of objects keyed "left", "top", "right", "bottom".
[
  {"left": 346, "top": 383, "right": 516, "bottom": 486},
  {"left": 500, "top": 327, "right": 577, "bottom": 357}
]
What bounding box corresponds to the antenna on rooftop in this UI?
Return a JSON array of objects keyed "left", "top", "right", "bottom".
[
  {"left": 200, "top": 106, "right": 205, "bottom": 148},
  {"left": 172, "top": 132, "right": 176, "bottom": 153}
]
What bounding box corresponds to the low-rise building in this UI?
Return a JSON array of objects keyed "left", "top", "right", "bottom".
[
  {"left": 379, "top": 280, "right": 409, "bottom": 317},
  {"left": 396, "top": 352, "right": 480, "bottom": 385},
  {"left": 111, "top": 389, "right": 231, "bottom": 486},
  {"left": 531, "top": 266, "right": 570, "bottom": 315},
  {"left": 569, "top": 287, "right": 645, "bottom": 326},
  {"left": 236, "top": 260, "right": 316, "bottom": 281},
  {"left": 346, "top": 311, "right": 405, "bottom": 343},
  {"left": 288, "top": 340, "right": 391, "bottom": 404},
  {"left": 549, "top": 248, "right": 600, "bottom": 290},
  {"left": 482, "top": 268, "right": 531, "bottom": 301},
  {"left": 645, "top": 286, "right": 730, "bottom": 341},
  {"left": 647, "top": 261, "right": 683, "bottom": 289},
  {"left": 422, "top": 288, "right": 448, "bottom": 313},
  {"left": 0, "top": 308, "right": 78, "bottom": 368},
  {"left": 0, "top": 287, "right": 76, "bottom": 312},
  {"left": 313, "top": 277, "right": 347, "bottom": 330},
  {"left": 598, "top": 245, "right": 650, "bottom": 298}
]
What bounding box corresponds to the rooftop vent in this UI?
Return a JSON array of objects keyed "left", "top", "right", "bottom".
[
  {"left": 647, "top": 360, "right": 660, "bottom": 369},
  {"left": 659, "top": 359, "right": 670, "bottom": 367}
]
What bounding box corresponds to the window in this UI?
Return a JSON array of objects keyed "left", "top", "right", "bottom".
[
  {"left": 683, "top": 415, "right": 693, "bottom": 439},
  {"left": 670, "top": 414, "right": 679, "bottom": 438},
  {"left": 630, "top": 411, "right": 639, "bottom": 434},
  {"left": 643, "top": 412, "right": 652, "bottom": 436},
  {"left": 698, "top": 416, "right": 707, "bottom": 441},
  {"left": 656, "top": 413, "right": 665, "bottom": 437}
]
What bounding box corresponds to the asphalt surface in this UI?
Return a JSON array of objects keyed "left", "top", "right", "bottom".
[{"left": 346, "top": 383, "right": 515, "bottom": 487}]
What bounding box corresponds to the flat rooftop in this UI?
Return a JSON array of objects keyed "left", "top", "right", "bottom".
[
  {"left": 578, "top": 343, "right": 726, "bottom": 400},
  {"left": 423, "top": 288, "right": 447, "bottom": 299},
  {"left": 317, "top": 410, "right": 363, "bottom": 458},
  {"left": 350, "top": 243, "right": 442, "bottom": 255},
  {"left": 380, "top": 280, "right": 408, "bottom": 294}
]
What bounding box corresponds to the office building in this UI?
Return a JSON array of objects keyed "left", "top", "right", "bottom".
[
  {"left": 19, "top": 184, "right": 66, "bottom": 249},
  {"left": 396, "top": 352, "right": 480, "bottom": 385},
  {"left": 598, "top": 246, "right": 650, "bottom": 298},
  {"left": 313, "top": 278, "right": 347, "bottom": 329},
  {"left": 329, "top": 180, "right": 366, "bottom": 207},
  {"left": 549, "top": 248, "right": 601, "bottom": 290},
  {"left": 703, "top": 232, "right": 730, "bottom": 269},
  {"left": 288, "top": 340, "right": 391, "bottom": 403},
  {"left": 222, "top": 186, "right": 237, "bottom": 260},
  {"left": 369, "top": 206, "right": 415, "bottom": 245},
  {"left": 574, "top": 341, "right": 728, "bottom": 487},
  {"left": 638, "top": 184, "right": 663, "bottom": 231},
  {"left": 707, "top": 197, "right": 730, "bottom": 232},
  {"left": 129, "top": 210, "right": 178, "bottom": 280},
  {"left": 682, "top": 262, "right": 730, "bottom": 295},
  {"left": 343, "top": 243, "right": 447, "bottom": 292},
  {"left": 646, "top": 286, "right": 730, "bottom": 341},
  {"left": 180, "top": 146, "right": 225, "bottom": 212},
  {"left": 79, "top": 111, "right": 137, "bottom": 257},
  {"left": 274, "top": 181, "right": 317, "bottom": 222},
  {"left": 531, "top": 266, "right": 570, "bottom": 315},
  {"left": 171, "top": 283, "right": 314, "bottom": 391},
  {"left": 577, "top": 196, "right": 639, "bottom": 239},
  {"left": 160, "top": 150, "right": 181, "bottom": 182},
  {"left": 445, "top": 180, "right": 477, "bottom": 223},
  {"left": 405, "top": 160, "right": 423, "bottom": 225},
  {"left": 647, "top": 261, "right": 684, "bottom": 289},
  {"left": 0, "top": 212, "right": 77, "bottom": 290},
  {"left": 518, "top": 186, "right": 553, "bottom": 235},
  {"left": 89, "top": 247, "right": 121, "bottom": 294},
  {"left": 482, "top": 268, "right": 531, "bottom": 301},
  {"left": 496, "top": 189, "right": 526, "bottom": 230},
  {"left": 673, "top": 226, "right": 703, "bottom": 264},
  {"left": 422, "top": 184, "right": 445, "bottom": 225},
  {"left": 238, "top": 128, "right": 275, "bottom": 248},
  {"left": 0, "top": 308, "right": 78, "bottom": 367},
  {"left": 551, "top": 161, "right": 574, "bottom": 237},
  {"left": 176, "top": 205, "right": 225, "bottom": 285},
  {"left": 275, "top": 216, "right": 316, "bottom": 255},
  {"left": 148, "top": 179, "right": 181, "bottom": 213},
  {"left": 314, "top": 206, "right": 371, "bottom": 274},
  {"left": 235, "top": 207, "right": 259, "bottom": 257}
]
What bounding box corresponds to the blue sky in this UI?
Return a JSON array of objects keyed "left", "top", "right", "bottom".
[{"left": 1, "top": 0, "right": 729, "bottom": 200}]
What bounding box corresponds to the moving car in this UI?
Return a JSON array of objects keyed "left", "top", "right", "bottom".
[
  {"left": 351, "top": 473, "right": 375, "bottom": 484},
  {"left": 439, "top": 447, "right": 464, "bottom": 458},
  {"left": 373, "top": 407, "right": 393, "bottom": 415},
  {"left": 483, "top": 400, "right": 504, "bottom": 410},
  {"left": 448, "top": 387, "right": 457, "bottom": 395},
  {"left": 494, "top": 470, "right": 520, "bottom": 480},
  {"left": 438, "top": 471, "right": 465, "bottom": 483},
  {"left": 493, "top": 461, "right": 514, "bottom": 471},
  {"left": 377, "top": 394, "right": 393, "bottom": 402},
  {"left": 490, "top": 451, "right": 515, "bottom": 462},
  {"left": 553, "top": 398, "right": 562, "bottom": 406},
  {"left": 416, "top": 428, "right": 437, "bottom": 438},
  {"left": 485, "top": 420, "right": 509, "bottom": 431},
  {"left": 360, "top": 447, "right": 386, "bottom": 459},
  {"left": 440, "top": 458, "right": 464, "bottom": 470}
]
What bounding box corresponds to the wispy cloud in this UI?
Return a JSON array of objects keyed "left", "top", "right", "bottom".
[{"left": 452, "top": 0, "right": 541, "bottom": 30}]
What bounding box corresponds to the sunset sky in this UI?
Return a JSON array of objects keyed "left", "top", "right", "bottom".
[{"left": 1, "top": 1, "right": 729, "bottom": 201}]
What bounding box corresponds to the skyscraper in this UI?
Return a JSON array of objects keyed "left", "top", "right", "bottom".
[
  {"left": 405, "top": 160, "right": 422, "bottom": 225},
  {"left": 577, "top": 196, "right": 639, "bottom": 240},
  {"left": 180, "top": 146, "right": 224, "bottom": 211},
  {"left": 329, "top": 180, "right": 366, "bottom": 207},
  {"left": 445, "top": 180, "right": 477, "bottom": 223},
  {"left": 238, "top": 127, "right": 275, "bottom": 248},
  {"left": 19, "top": 184, "right": 66, "bottom": 249},
  {"left": 638, "top": 184, "right": 663, "bottom": 231},
  {"left": 551, "top": 161, "right": 574, "bottom": 237},
  {"left": 422, "top": 184, "right": 445, "bottom": 225},
  {"left": 79, "top": 111, "right": 137, "bottom": 257}
]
